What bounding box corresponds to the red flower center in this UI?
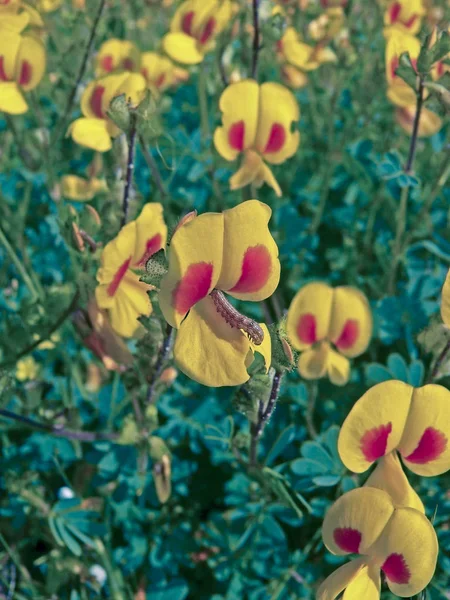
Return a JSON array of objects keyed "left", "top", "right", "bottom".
[
  {"left": 382, "top": 553, "right": 411, "bottom": 584},
  {"left": 333, "top": 528, "right": 362, "bottom": 554},
  {"left": 360, "top": 423, "right": 392, "bottom": 462},
  {"left": 297, "top": 314, "right": 317, "bottom": 345},
  {"left": 90, "top": 86, "right": 106, "bottom": 119}
]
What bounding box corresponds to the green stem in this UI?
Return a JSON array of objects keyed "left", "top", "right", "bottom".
[
  {"left": 0, "top": 225, "right": 41, "bottom": 302},
  {"left": 197, "top": 62, "right": 210, "bottom": 145},
  {"left": 387, "top": 184, "right": 409, "bottom": 294}
]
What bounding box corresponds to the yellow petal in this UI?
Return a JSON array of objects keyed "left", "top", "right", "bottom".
[
  {"left": 255, "top": 82, "right": 300, "bottom": 165},
  {"left": 163, "top": 32, "right": 204, "bottom": 65},
  {"left": 385, "top": 31, "right": 420, "bottom": 88},
  {"left": 384, "top": 0, "right": 425, "bottom": 35},
  {"left": 286, "top": 282, "right": 334, "bottom": 351},
  {"left": 322, "top": 487, "right": 395, "bottom": 556},
  {"left": 106, "top": 272, "right": 152, "bottom": 338},
  {"left": 61, "top": 175, "right": 101, "bottom": 201},
  {"left": 387, "top": 83, "right": 418, "bottom": 107},
  {"left": 317, "top": 559, "right": 367, "bottom": 600},
  {"left": 370, "top": 507, "right": 438, "bottom": 597},
  {"left": 0, "top": 81, "right": 27, "bottom": 114},
  {"left": 173, "top": 296, "right": 251, "bottom": 387},
  {"left": 247, "top": 323, "right": 271, "bottom": 372},
  {"left": 218, "top": 200, "right": 280, "bottom": 302},
  {"left": 214, "top": 80, "right": 260, "bottom": 161},
  {"left": 328, "top": 286, "right": 373, "bottom": 358},
  {"left": 337, "top": 380, "right": 413, "bottom": 473},
  {"left": 132, "top": 203, "right": 167, "bottom": 267},
  {"left": 115, "top": 72, "right": 147, "bottom": 107},
  {"left": 326, "top": 348, "right": 350, "bottom": 386},
  {"left": 342, "top": 563, "right": 380, "bottom": 600},
  {"left": 298, "top": 342, "right": 329, "bottom": 380},
  {"left": 441, "top": 268, "right": 450, "bottom": 326},
  {"left": 96, "top": 220, "right": 137, "bottom": 290},
  {"left": 80, "top": 73, "right": 128, "bottom": 120},
  {"left": 396, "top": 106, "right": 442, "bottom": 137},
  {"left": 0, "top": 27, "right": 21, "bottom": 81},
  {"left": 68, "top": 118, "right": 112, "bottom": 152},
  {"left": 14, "top": 33, "right": 46, "bottom": 91},
  {"left": 398, "top": 384, "right": 450, "bottom": 476},
  {"left": 141, "top": 51, "right": 176, "bottom": 91},
  {"left": 159, "top": 212, "right": 224, "bottom": 328},
  {"left": 364, "top": 453, "right": 424, "bottom": 512},
  {"left": 228, "top": 150, "right": 282, "bottom": 196},
  {"left": 0, "top": 13, "right": 30, "bottom": 33},
  {"left": 281, "top": 64, "right": 309, "bottom": 89},
  {"left": 96, "top": 39, "right": 140, "bottom": 77}
]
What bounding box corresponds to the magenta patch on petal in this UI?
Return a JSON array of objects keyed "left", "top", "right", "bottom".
[
  {"left": 382, "top": 553, "right": 411, "bottom": 584},
  {"left": 264, "top": 123, "right": 286, "bottom": 154},
  {"left": 335, "top": 319, "right": 359, "bottom": 350},
  {"left": 107, "top": 257, "right": 132, "bottom": 297},
  {"left": 0, "top": 57, "right": 9, "bottom": 82},
  {"left": 389, "top": 2, "right": 401, "bottom": 23},
  {"left": 404, "top": 427, "right": 447, "bottom": 464},
  {"left": 405, "top": 14, "right": 418, "bottom": 29},
  {"left": 172, "top": 262, "right": 213, "bottom": 315},
  {"left": 360, "top": 422, "right": 392, "bottom": 462},
  {"left": 333, "top": 528, "right": 362, "bottom": 554},
  {"left": 90, "top": 86, "right": 105, "bottom": 119},
  {"left": 135, "top": 233, "right": 163, "bottom": 266},
  {"left": 229, "top": 245, "right": 272, "bottom": 294},
  {"left": 18, "top": 60, "right": 32, "bottom": 86},
  {"left": 182, "top": 10, "right": 195, "bottom": 35},
  {"left": 228, "top": 121, "right": 245, "bottom": 151},
  {"left": 123, "top": 58, "right": 134, "bottom": 71},
  {"left": 296, "top": 313, "right": 317, "bottom": 345},
  {"left": 199, "top": 17, "right": 216, "bottom": 45},
  {"left": 101, "top": 55, "right": 114, "bottom": 72},
  {"left": 155, "top": 73, "right": 166, "bottom": 88}
]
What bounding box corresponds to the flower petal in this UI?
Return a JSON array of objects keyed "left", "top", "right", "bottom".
[
  {"left": 15, "top": 33, "right": 46, "bottom": 91},
  {"left": 106, "top": 272, "right": 152, "bottom": 338},
  {"left": 370, "top": 507, "right": 438, "bottom": 597},
  {"left": 286, "top": 282, "right": 334, "bottom": 350},
  {"left": 96, "top": 39, "right": 140, "bottom": 77},
  {"left": 326, "top": 348, "right": 350, "bottom": 386},
  {"left": 441, "top": 268, "right": 450, "bottom": 326},
  {"left": 228, "top": 150, "right": 282, "bottom": 196},
  {"left": 173, "top": 296, "right": 251, "bottom": 387},
  {"left": 0, "top": 28, "right": 21, "bottom": 81},
  {"left": 247, "top": 323, "right": 271, "bottom": 372},
  {"left": 68, "top": 118, "right": 112, "bottom": 152},
  {"left": 338, "top": 381, "right": 413, "bottom": 473},
  {"left": 322, "top": 487, "right": 395, "bottom": 556},
  {"left": 298, "top": 342, "right": 329, "bottom": 380},
  {"left": 342, "top": 563, "right": 380, "bottom": 600},
  {"left": 328, "top": 286, "right": 372, "bottom": 358},
  {"left": 0, "top": 81, "right": 27, "bottom": 114},
  {"left": 214, "top": 80, "right": 260, "bottom": 161},
  {"left": 132, "top": 203, "right": 167, "bottom": 267},
  {"left": 159, "top": 212, "right": 224, "bottom": 328},
  {"left": 255, "top": 82, "right": 300, "bottom": 164},
  {"left": 317, "top": 559, "right": 367, "bottom": 600},
  {"left": 364, "top": 453, "right": 424, "bottom": 513},
  {"left": 61, "top": 175, "right": 103, "bottom": 201},
  {"left": 396, "top": 106, "right": 442, "bottom": 137},
  {"left": 96, "top": 221, "right": 136, "bottom": 289},
  {"left": 217, "top": 200, "right": 280, "bottom": 302},
  {"left": 398, "top": 384, "right": 450, "bottom": 476},
  {"left": 385, "top": 31, "right": 420, "bottom": 88},
  {"left": 163, "top": 32, "right": 204, "bottom": 65}
]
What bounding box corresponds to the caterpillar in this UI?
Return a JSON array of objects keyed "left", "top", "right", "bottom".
[{"left": 210, "top": 290, "right": 264, "bottom": 345}]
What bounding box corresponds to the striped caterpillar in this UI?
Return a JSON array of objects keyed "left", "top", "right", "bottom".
[{"left": 210, "top": 290, "right": 264, "bottom": 345}]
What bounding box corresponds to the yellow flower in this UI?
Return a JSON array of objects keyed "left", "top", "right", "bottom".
[
  {"left": 395, "top": 105, "right": 442, "bottom": 137},
  {"left": 384, "top": 0, "right": 425, "bottom": 36},
  {"left": 213, "top": 80, "right": 300, "bottom": 197},
  {"left": 163, "top": 0, "right": 233, "bottom": 65},
  {"left": 140, "top": 51, "right": 189, "bottom": 93},
  {"left": 16, "top": 356, "right": 39, "bottom": 381},
  {"left": 285, "top": 282, "right": 372, "bottom": 386},
  {"left": 318, "top": 487, "right": 437, "bottom": 600},
  {"left": 0, "top": 0, "right": 44, "bottom": 29},
  {"left": 61, "top": 175, "right": 107, "bottom": 201},
  {"left": 0, "top": 24, "right": 46, "bottom": 114},
  {"left": 68, "top": 72, "right": 147, "bottom": 152},
  {"left": 95, "top": 204, "right": 167, "bottom": 338},
  {"left": 158, "top": 200, "right": 279, "bottom": 387},
  {"left": 95, "top": 39, "right": 141, "bottom": 77},
  {"left": 38, "top": 0, "right": 62, "bottom": 11},
  {"left": 385, "top": 30, "right": 420, "bottom": 107}
]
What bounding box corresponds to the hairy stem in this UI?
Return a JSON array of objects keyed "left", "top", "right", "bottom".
[
  {"left": 249, "top": 371, "right": 283, "bottom": 467},
  {"left": 146, "top": 324, "right": 174, "bottom": 405}
]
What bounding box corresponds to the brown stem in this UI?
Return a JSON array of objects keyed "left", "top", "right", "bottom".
[
  {"left": 405, "top": 78, "right": 425, "bottom": 174},
  {"left": 146, "top": 324, "right": 174, "bottom": 405},
  {"left": 251, "top": 0, "right": 260, "bottom": 79},
  {"left": 249, "top": 371, "right": 283, "bottom": 467}
]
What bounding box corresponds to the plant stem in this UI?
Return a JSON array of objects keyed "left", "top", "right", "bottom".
[
  {"left": 405, "top": 78, "right": 425, "bottom": 174},
  {"left": 197, "top": 62, "right": 210, "bottom": 144},
  {"left": 52, "top": 0, "right": 107, "bottom": 142},
  {"left": 305, "top": 380, "right": 318, "bottom": 438},
  {"left": 146, "top": 324, "right": 174, "bottom": 405},
  {"left": 138, "top": 134, "right": 167, "bottom": 198},
  {"left": 249, "top": 371, "right": 283, "bottom": 467},
  {"left": 251, "top": 0, "right": 260, "bottom": 78},
  {"left": 0, "top": 225, "right": 41, "bottom": 302},
  {"left": 121, "top": 111, "right": 137, "bottom": 227},
  {"left": 427, "top": 339, "right": 450, "bottom": 383}
]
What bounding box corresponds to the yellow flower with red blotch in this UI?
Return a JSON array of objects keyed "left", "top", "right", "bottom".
[
  {"left": 68, "top": 72, "right": 147, "bottom": 152},
  {"left": 96, "top": 204, "right": 167, "bottom": 338},
  {"left": 163, "top": 0, "right": 233, "bottom": 65},
  {"left": 213, "top": 80, "right": 300, "bottom": 197},
  {"left": 308, "top": 7, "right": 345, "bottom": 42},
  {"left": 285, "top": 283, "right": 372, "bottom": 386},
  {"left": 338, "top": 380, "right": 450, "bottom": 509},
  {"left": 95, "top": 39, "right": 141, "bottom": 77},
  {"left": 61, "top": 153, "right": 107, "bottom": 201},
  {"left": 276, "top": 28, "right": 336, "bottom": 89},
  {"left": 158, "top": 200, "right": 279, "bottom": 387},
  {"left": 384, "top": 0, "right": 425, "bottom": 36},
  {"left": 385, "top": 30, "right": 420, "bottom": 107},
  {"left": 0, "top": 0, "right": 43, "bottom": 29},
  {"left": 317, "top": 487, "right": 437, "bottom": 600},
  {"left": 0, "top": 22, "right": 46, "bottom": 114},
  {"left": 141, "top": 52, "right": 189, "bottom": 93}
]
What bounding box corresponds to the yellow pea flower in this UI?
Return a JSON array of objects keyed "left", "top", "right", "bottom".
[
  {"left": 158, "top": 200, "right": 279, "bottom": 387},
  {"left": 214, "top": 80, "right": 300, "bottom": 197},
  {"left": 285, "top": 282, "right": 372, "bottom": 386},
  {"left": 0, "top": 25, "right": 46, "bottom": 114},
  {"left": 16, "top": 356, "right": 39, "bottom": 381},
  {"left": 318, "top": 487, "right": 438, "bottom": 600},
  {"left": 384, "top": 0, "right": 425, "bottom": 36},
  {"left": 95, "top": 39, "right": 141, "bottom": 77},
  {"left": 163, "top": 0, "right": 234, "bottom": 65},
  {"left": 385, "top": 30, "right": 420, "bottom": 107},
  {"left": 68, "top": 72, "right": 147, "bottom": 152},
  {"left": 95, "top": 204, "right": 168, "bottom": 338},
  {"left": 140, "top": 51, "right": 189, "bottom": 93}
]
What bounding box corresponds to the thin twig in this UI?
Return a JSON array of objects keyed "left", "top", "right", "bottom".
[
  {"left": 0, "top": 409, "right": 118, "bottom": 442},
  {"left": 427, "top": 339, "right": 450, "bottom": 383},
  {"left": 249, "top": 370, "right": 283, "bottom": 467},
  {"left": 121, "top": 112, "right": 138, "bottom": 227},
  {"left": 138, "top": 134, "right": 167, "bottom": 198},
  {"left": 52, "top": 0, "right": 107, "bottom": 142},
  {"left": 405, "top": 78, "right": 425, "bottom": 174},
  {"left": 146, "top": 324, "right": 174, "bottom": 405},
  {"left": 0, "top": 225, "right": 42, "bottom": 302},
  {"left": 305, "top": 381, "right": 318, "bottom": 438},
  {"left": 251, "top": 0, "right": 260, "bottom": 78}
]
